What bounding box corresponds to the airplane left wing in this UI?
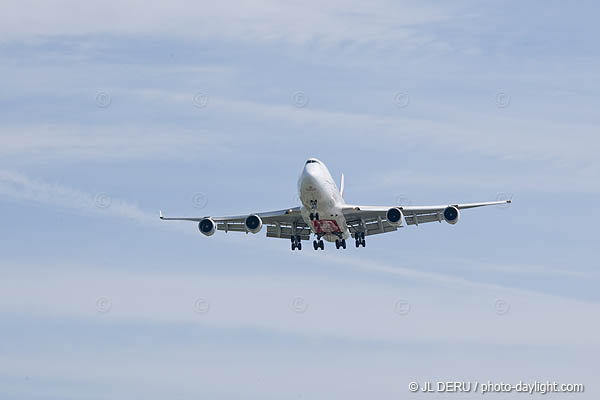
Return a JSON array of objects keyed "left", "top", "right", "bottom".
[
  {"left": 160, "top": 207, "right": 312, "bottom": 240},
  {"left": 342, "top": 200, "right": 511, "bottom": 237}
]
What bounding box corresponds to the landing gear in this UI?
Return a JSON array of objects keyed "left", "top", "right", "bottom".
[
  {"left": 291, "top": 235, "right": 302, "bottom": 251},
  {"left": 335, "top": 239, "right": 347, "bottom": 249},
  {"left": 313, "top": 239, "right": 324, "bottom": 250},
  {"left": 354, "top": 232, "right": 366, "bottom": 248},
  {"left": 309, "top": 200, "right": 319, "bottom": 221}
]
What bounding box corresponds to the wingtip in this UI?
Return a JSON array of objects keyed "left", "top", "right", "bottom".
[{"left": 159, "top": 210, "right": 164, "bottom": 219}]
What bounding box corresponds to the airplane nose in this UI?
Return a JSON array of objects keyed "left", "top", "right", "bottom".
[
  {"left": 303, "top": 164, "right": 318, "bottom": 181},
  {"left": 301, "top": 165, "right": 320, "bottom": 189}
]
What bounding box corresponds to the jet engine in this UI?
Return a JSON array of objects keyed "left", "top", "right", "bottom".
[
  {"left": 443, "top": 206, "right": 460, "bottom": 225},
  {"left": 245, "top": 214, "right": 263, "bottom": 234},
  {"left": 386, "top": 207, "right": 404, "bottom": 227},
  {"left": 198, "top": 218, "right": 216, "bottom": 236}
]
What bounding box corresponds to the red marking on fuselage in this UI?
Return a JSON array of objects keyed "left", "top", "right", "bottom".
[{"left": 312, "top": 220, "right": 341, "bottom": 234}]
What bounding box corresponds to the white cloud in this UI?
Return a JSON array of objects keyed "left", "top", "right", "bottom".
[
  {"left": 0, "top": 169, "right": 156, "bottom": 224},
  {"left": 0, "top": 0, "right": 452, "bottom": 46},
  {"left": 2, "top": 261, "right": 599, "bottom": 347},
  {"left": 0, "top": 123, "right": 237, "bottom": 161},
  {"left": 2, "top": 88, "right": 598, "bottom": 193},
  {"left": 363, "top": 166, "right": 599, "bottom": 194}
]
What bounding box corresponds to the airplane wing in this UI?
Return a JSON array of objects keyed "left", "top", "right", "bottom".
[
  {"left": 341, "top": 200, "right": 511, "bottom": 237},
  {"left": 159, "top": 207, "right": 312, "bottom": 240}
]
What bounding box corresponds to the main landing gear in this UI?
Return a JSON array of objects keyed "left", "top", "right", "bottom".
[
  {"left": 309, "top": 213, "right": 320, "bottom": 221},
  {"left": 335, "top": 239, "right": 347, "bottom": 249},
  {"left": 355, "top": 232, "right": 366, "bottom": 248},
  {"left": 313, "top": 239, "right": 325, "bottom": 251},
  {"left": 291, "top": 235, "right": 302, "bottom": 251}
]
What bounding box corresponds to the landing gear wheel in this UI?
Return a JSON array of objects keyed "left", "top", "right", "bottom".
[
  {"left": 335, "top": 240, "right": 340, "bottom": 249},
  {"left": 313, "top": 240, "right": 319, "bottom": 251},
  {"left": 309, "top": 213, "right": 314, "bottom": 221},
  {"left": 315, "top": 213, "right": 320, "bottom": 220},
  {"left": 319, "top": 240, "right": 324, "bottom": 250},
  {"left": 291, "top": 236, "right": 302, "bottom": 251},
  {"left": 355, "top": 233, "right": 366, "bottom": 248},
  {"left": 341, "top": 239, "right": 346, "bottom": 249}
]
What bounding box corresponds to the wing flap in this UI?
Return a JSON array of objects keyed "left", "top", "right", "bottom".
[
  {"left": 405, "top": 212, "right": 443, "bottom": 225},
  {"left": 345, "top": 216, "right": 398, "bottom": 237},
  {"left": 217, "top": 223, "right": 246, "bottom": 232},
  {"left": 266, "top": 222, "right": 312, "bottom": 240}
]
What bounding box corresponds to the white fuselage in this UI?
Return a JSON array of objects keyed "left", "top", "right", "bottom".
[{"left": 298, "top": 159, "right": 350, "bottom": 242}]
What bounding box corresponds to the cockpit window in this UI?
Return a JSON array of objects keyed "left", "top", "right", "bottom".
[{"left": 306, "top": 160, "right": 319, "bottom": 165}]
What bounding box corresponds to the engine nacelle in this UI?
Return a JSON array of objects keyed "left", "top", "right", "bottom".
[
  {"left": 245, "top": 214, "right": 263, "bottom": 234},
  {"left": 443, "top": 206, "right": 460, "bottom": 225},
  {"left": 198, "top": 218, "right": 216, "bottom": 236},
  {"left": 386, "top": 207, "right": 404, "bottom": 227}
]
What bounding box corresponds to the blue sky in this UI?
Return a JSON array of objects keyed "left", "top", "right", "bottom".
[{"left": 1, "top": 1, "right": 599, "bottom": 399}]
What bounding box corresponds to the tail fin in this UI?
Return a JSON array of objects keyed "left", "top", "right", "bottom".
[{"left": 340, "top": 173, "right": 345, "bottom": 198}]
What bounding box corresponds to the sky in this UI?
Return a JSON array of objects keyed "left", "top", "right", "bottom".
[{"left": 1, "top": 1, "right": 599, "bottom": 399}]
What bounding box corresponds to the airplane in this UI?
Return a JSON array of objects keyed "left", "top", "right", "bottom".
[{"left": 160, "top": 158, "right": 511, "bottom": 251}]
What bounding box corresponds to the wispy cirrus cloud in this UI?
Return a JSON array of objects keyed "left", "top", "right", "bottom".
[
  {"left": 2, "top": 88, "right": 598, "bottom": 195},
  {"left": 0, "top": 124, "right": 227, "bottom": 161},
  {"left": 0, "top": 1, "right": 453, "bottom": 47},
  {"left": 0, "top": 169, "right": 155, "bottom": 224},
  {"left": 2, "top": 260, "right": 600, "bottom": 347}
]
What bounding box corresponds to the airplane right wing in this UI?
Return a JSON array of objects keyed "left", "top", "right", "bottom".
[{"left": 341, "top": 200, "right": 511, "bottom": 237}]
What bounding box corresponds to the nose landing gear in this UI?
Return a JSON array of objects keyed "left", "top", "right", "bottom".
[{"left": 309, "top": 200, "right": 319, "bottom": 221}]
